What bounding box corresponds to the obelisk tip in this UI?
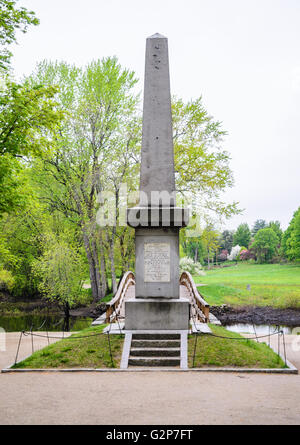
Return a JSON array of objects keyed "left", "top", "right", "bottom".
[{"left": 148, "top": 32, "right": 167, "bottom": 39}]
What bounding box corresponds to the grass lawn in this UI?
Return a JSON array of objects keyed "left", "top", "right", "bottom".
[
  {"left": 193, "top": 263, "right": 300, "bottom": 308},
  {"left": 188, "top": 324, "right": 286, "bottom": 368},
  {"left": 12, "top": 324, "right": 124, "bottom": 369},
  {"left": 12, "top": 322, "right": 285, "bottom": 370}
]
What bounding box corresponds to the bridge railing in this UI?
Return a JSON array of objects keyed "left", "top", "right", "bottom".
[
  {"left": 105, "top": 271, "right": 135, "bottom": 323},
  {"left": 180, "top": 271, "right": 210, "bottom": 323}
]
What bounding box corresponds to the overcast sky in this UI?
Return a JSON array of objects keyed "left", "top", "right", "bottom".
[{"left": 10, "top": 0, "right": 300, "bottom": 231}]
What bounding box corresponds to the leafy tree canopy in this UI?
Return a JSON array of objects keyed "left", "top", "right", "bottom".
[
  {"left": 251, "top": 227, "right": 279, "bottom": 263},
  {"left": 0, "top": 0, "right": 39, "bottom": 70},
  {"left": 281, "top": 207, "right": 300, "bottom": 261},
  {"left": 268, "top": 220, "right": 282, "bottom": 242},
  {"left": 0, "top": 77, "right": 64, "bottom": 215},
  {"left": 233, "top": 223, "right": 251, "bottom": 249}
]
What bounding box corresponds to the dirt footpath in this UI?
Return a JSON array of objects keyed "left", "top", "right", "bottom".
[{"left": 0, "top": 333, "right": 300, "bottom": 425}]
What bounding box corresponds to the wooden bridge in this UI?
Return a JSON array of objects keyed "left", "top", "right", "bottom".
[{"left": 102, "top": 270, "right": 218, "bottom": 329}]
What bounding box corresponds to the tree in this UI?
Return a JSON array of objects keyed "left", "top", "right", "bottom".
[
  {"left": 32, "top": 235, "right": 85, "bottom": 327},
  {"left": 0, "top": 0, "right": 39, "bottom": 70},
  {"left": 281, "top": 207, "right": 300, "bottom": 261},
  {"left": 268, "top": 220, "right": 282, "bottom": 243},
  {"left": 182, "top": 237, "right": 205, "bottom": 263},
  {"left": 251, "top": 228, "right": 279, "bottom": 263},
  {"left": 201, "top": 225, "right": 220, "bottom": 269},
  {"left": 233, "top": 223, "right": 251, "bottom": 248},
  {"left": 252, "top": 219, "right": 267, "bottom": 237},
  {"left": 218, "top": 230, "right": 234, "bottom": 253}
]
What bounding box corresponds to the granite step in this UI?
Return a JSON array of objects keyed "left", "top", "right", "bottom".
[
  {"left": 130, "top": 347, "right": 180, "bottom": 357},
  {"left": 132, "top": 333, "right": 180, "bottom": 340},
  {"left": 128, "top": 357, "right": 181, "bottom": 367},
  {"left": 131, "top": 339, "right": 180, "bottom": 348}
]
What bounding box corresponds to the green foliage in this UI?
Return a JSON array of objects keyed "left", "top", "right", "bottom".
[
  {"left": 268, "top": 220, "right": 282, "bottom": 242},
  {"left": 32, "top": 235, "right": 85, "bottom": 309},
  {"left": 233, "top": 223, "right": 251, "bottom": 248},
  {"left": 0, "top": 0, "right": 39, "bottom": 70},
  {"left": 0, "top": 76, "right": 64, "bottom": 215},
  {"left": 281, "top": 207, "right": 300, "bottom": 261},
  {"left": 0, "top": 268, "right": 14, "bottom": 290},
  {"left": 201, "top": 225, "right": 220, "bottom": 267},
  {"left": 251, "top": 228, "right": 279, "bottom": 263}
]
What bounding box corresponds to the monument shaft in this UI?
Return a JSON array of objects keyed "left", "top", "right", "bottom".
[{"left": 140, "top": 33, "right": 175, "bottom": 207}]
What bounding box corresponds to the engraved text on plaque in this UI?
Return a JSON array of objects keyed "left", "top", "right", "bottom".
[{"left": 144, "top": 243, "right": 170, "bottom": 282}]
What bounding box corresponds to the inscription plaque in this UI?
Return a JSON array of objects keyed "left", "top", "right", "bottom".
[{"left": 144, "top": 242, "right": 170, "bottom": 282}]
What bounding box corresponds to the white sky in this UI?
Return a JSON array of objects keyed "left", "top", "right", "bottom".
[{"left": 10, "top": 0, "right": 300, "bottom": 231}]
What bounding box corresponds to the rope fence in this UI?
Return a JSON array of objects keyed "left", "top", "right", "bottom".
[{"left": 14, "top": 311, "right": 289, "bottom": 370}]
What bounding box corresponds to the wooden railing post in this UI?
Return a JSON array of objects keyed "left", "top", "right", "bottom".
[
  {"left": 105, "top": 271, "right": 135, "bottom": 324},
  {"left": 180, "top": 271, "right": 210, "bottom": 323}
]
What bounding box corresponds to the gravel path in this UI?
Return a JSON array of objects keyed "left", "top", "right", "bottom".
[{"left": 0, "top": 332, "right": 300, "bottom": 425}]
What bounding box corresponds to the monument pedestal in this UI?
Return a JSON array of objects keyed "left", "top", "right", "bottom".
[{"left": 125, "top": 298, "right": 190, "bottom": 330}]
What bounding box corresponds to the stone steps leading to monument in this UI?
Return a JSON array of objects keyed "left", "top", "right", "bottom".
[
  {"left": 128, "top": 357, "right": 181, "bottom": 367},
  {"left": 128, "top": 333, "right": 182, "bottom": 367},
  {"left": 130, "top": 347, "right": 180, "bottom": 357},
  {"left": 131, "top": 339, "right": 181, "bottom": 348}
]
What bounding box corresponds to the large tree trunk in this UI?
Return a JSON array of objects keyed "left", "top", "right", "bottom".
[
  {"left": 63, "top": 301, "right": 70, "bottom": 332},
  {"left": 109, "top": 236, "right": 117, "bottom": 295},
  {"left": 99, "top": 231, "right": 107, "bottom": 298},
  {"left": 91, "top": 237, "right": 102, "bottom": 299},
  {"left": 82, "top": 228, "right": 99, "bottom": 303}
]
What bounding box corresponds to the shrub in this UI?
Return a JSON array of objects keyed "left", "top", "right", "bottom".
[
  {"left": 180, "top": 257, "right": 205, "bottom": 276},
  {"left": 217, "top": 250, "right": 228, "bottom": 262},
  {"left": 240, "top": 249, "right": 256, "bottom": 261},
  {"left": 228, "top": 245, "right": 241, "bottom": 261}
]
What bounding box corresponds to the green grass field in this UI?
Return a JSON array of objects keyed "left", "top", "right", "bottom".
[
  {"left": 188, "top": 324, "right": 286, "bottom": 368},
  {"left": 12, "top": 325, "right": 124, "bottom": 369},
  {"left": 193, "top": 263, "right": 300, "bottom": 308}
]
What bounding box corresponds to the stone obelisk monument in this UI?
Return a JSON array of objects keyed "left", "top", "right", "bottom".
[{"left": 126, "top": 33, "right": 189, "bottom": 330}]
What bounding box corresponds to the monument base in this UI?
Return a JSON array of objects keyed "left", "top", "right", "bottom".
[{"left": 125, "top": 298, "right": 190, "bottom": 330}]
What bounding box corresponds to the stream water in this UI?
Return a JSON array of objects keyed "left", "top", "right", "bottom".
[
  {"left": 0, "top": 315, "right": 92, "bottom": 332},
  {"left": 224, "top": 323, "right": 299, "bottom": 335}
]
